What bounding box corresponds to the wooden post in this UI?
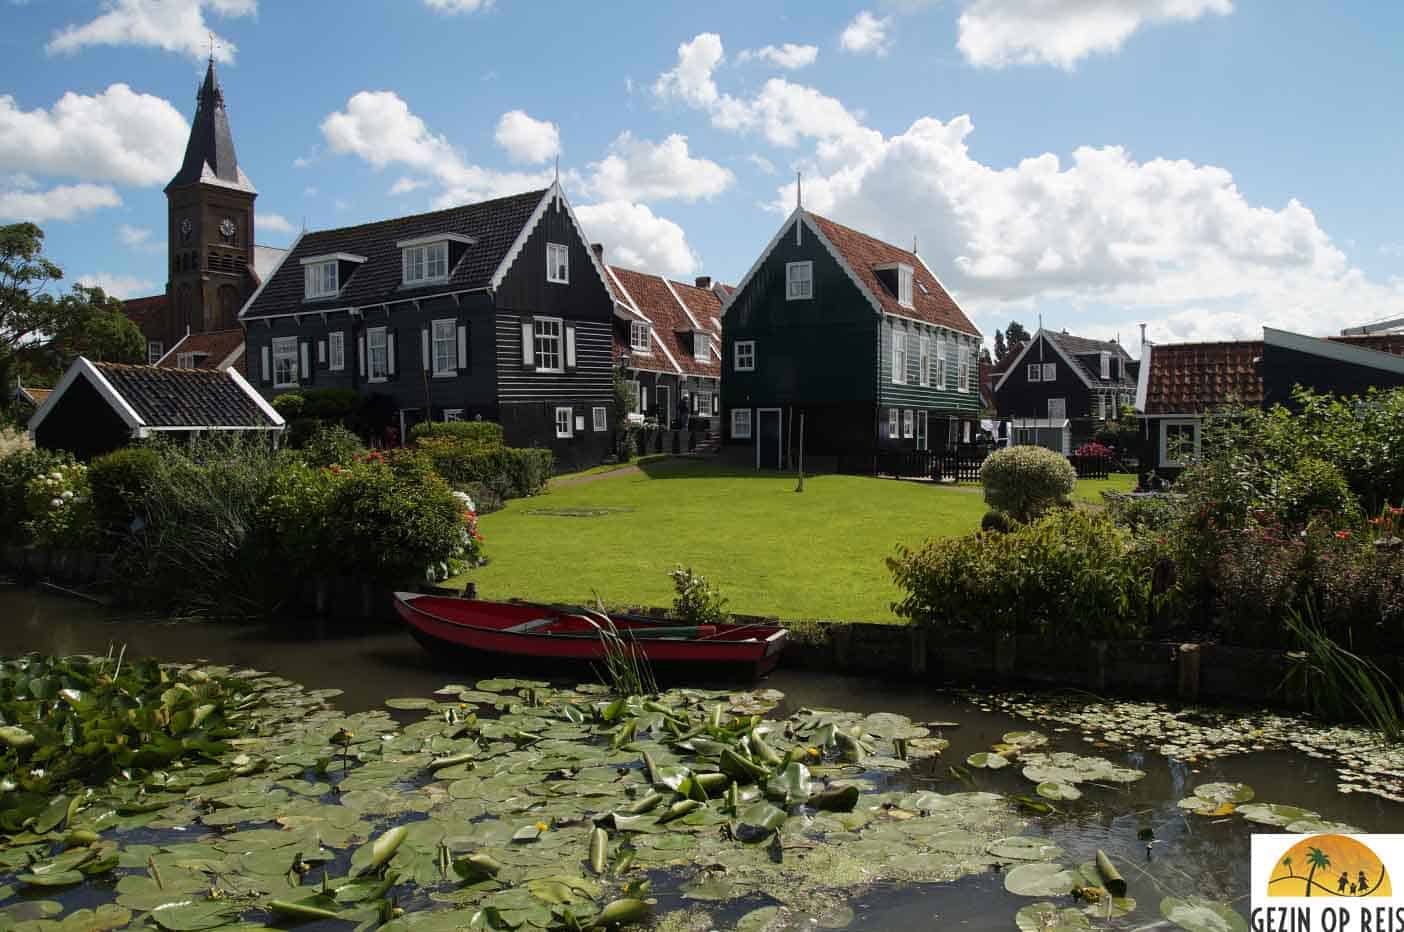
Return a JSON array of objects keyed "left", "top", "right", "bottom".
[
  {"left": 795, "top": 411, "right": 805, "bottom": 492},
  {"left": 1177, "top": 643, "right": 1201, "bottom": 701}
]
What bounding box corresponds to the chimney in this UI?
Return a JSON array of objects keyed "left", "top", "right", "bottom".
[
  {"left": 1139, "top": 323, "right": 1147, "bottom": 347},
  {"left": 695, "top": 276, "right": 712, "bottom": 289},
  {"left": 591, "top": 243, "right": 604, "bottom": 263}
]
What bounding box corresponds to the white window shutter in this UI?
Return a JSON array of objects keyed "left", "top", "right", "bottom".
[
  {"left": 299, "top": 342, "right": 309, "bottom": 379},
  {"left": 457, "top": 325, "right": 467, "bottom": 370},
  {"left": 260, "top": 346, "right": 270, "bottom": 383},
  {"left": 387, "top": 331, "right": 396, "bottom": 375},
  {"left": 358, "top": 335, "right": 366, "bottom": 377},
  {"left": 565, "top": 324, "right": 577, "bottom": 370},
  {"left": 421, "top": 329, "right": 430, "bottom": 371},
  {"left": 318, "top": 340, "right": 326, "bottom": 365},
  {"left": 641, "top": 385, "right": 648, "bottom": 410},
  {"left": 520, "top": 320, "right": 534, "bottom": 367}
]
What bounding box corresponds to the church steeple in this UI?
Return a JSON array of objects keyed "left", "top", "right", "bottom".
[{"left": 165, "top": 58, "right": 254, "bottom": 193}]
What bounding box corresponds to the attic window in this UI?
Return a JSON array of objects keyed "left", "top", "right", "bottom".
[
  {"left": 402, "top": 241, "right": 449, "bottom": 285},
  {"left": 694, "top": 331, "right": 710, "bottom": 363},
  {"left": 630, "top": 320, "right": 650, "bottom": 352},
  {"left": 1100, "top": 352, "right": 1111, "bottom": 380},
  {"left": 304, "top": 261, "right": 338, "bottom": 299},
  {"left": 898, "top": 264, "right": 914, "bottom": 308},
  {"left": 547, "top": 243, "right": 569, "bottom": 284},
  {"left": 786, "top": 261, "right": 813, "bottom": 301}
]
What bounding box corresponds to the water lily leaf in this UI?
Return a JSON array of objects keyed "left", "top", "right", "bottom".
[
  {"left": 0, "top": 725, "right": 35, "bottom": 748},
  {"left": 1002, "top": 731, "right": 1048, "bottom": 749},
  {"left": 1015, "top": 902, "right": 1091, "bottom": 932},
  {"left": 3, "top": 900, "right": 62, "bottom": 921},
  {"left": 385, "top": 697, "right": 440, "bottom": 710},
  {"left": 1083, "top": 896, "right": 1137, "bottom": 919},
  {"left": 1235, "top": 803, "right": 1319, "bottom": 827},
  {"left": 766, "top": 763, "right": 812, "bottom": 804},
  {"left": 34, "top": 793, "right": 71, "bottom": 834},
  {"left": 1036, "top": 782, "right": 1082, "bottom": 801},
  {"left": 1005, "top": 862, "right": 1077, "bottom": 897},
  {"left": 736, "top": 905, "right": 782, "bottom": 932},
  {"left": 1178, "top": 783, "right": 1254, "bottom": 815},
  {"left": 1161, "top": 896, "right": 1249, "bottom": 932},
  {"left": 966, "top": 752, "right": 1009, "bottom": 769},
  {"left": 349, "top": 824, "right": 407, "bottom": 877},
  {"left": 1285, "top": 818, "right": 1363, "bottom": 834},
  {"left": 150, "top": 899, "right": 239, "bottom": 931},
  {"left": 989, "top": 837, "right": 1064, "bottom": 862},
  {"left": 738, "top": 800, "right": 787, "bottom": 834},
  {"left": 681, "top": 873, "right": 736, "bottom": 902},
  {"left": 18, "top": 869, "right": 85, "bottom": 887}
]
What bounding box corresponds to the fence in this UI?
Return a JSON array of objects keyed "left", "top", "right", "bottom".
[
  {"left": 837, "top": 449, "right": 988, "bottom": 483},
  {"left": 1069, "top": 454, "right": 1111, "bottom": 480}
]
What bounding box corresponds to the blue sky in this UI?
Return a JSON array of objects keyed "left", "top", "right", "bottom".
[{"left": 3, "top": 0, "right": 1403, "bottom": 348}]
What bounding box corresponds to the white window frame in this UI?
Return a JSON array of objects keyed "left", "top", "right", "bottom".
[
  {"left": 937, "top": 338, "right": 947, "bottom": 389},
  {"left": 431, "top": 318, "right": 457, "bottom": 376},
  {"left": 731, "top": 408, "right": 752, "bottom": 439},
  {"left": 176, "top": 352, "right": 196, "bottom": 369},
  {"left": 892, "top": 330, "right": 907, "bottom": 385},
  {"left": 898, "top": 265, "right": 914, "bottom": 308},
  {"left": 555, "top": 405, "right": 574, "bottom": 439},
  {"left": 958, "top": 346, "right": 970, "bottom": 394},
  {"left": 887, "top": 408, "right": 899, "bottom": 439},
  {"left": 630, "top": 320, "right": 650, "bottom": 352},
  {"left": 734, "top": 340, "right": 756, "bottom": 372},
  {"left": 694, "top": 390, "right": 712, "bottom": 418},
  {"left": 367, "top": 327, "right": 389, "bottom": 383},
  {"left": 1100, "top": 352, "right": 1111, "bottom": 380},
  {"left": 916, "top": 410, "right": 928, "bottom": 451},
  {"left": 1161, "top": 419, "right": 1200, "bottom": 468},
  {"left": 1043, "top": 362, "right": 1056, "bottom": 381},
  {"left": 272, "top": 336, "right": 299, "bottom": 388},
  {"left": 1026, "top": 363, "right": 1042, "bottom": 383},
  {"left": 694, "top": 331, "right": 710, "bottom": 363},
  {"left": 785, "top": 261, "right": 813, "bottom": 301},
  {"left": 403, "top": 241, "right": 449, "bottom": 286},
  {"left": 304, "top": 260, "right": 338, "bottom": 299},
  {"left": 592, "top": 406, "right": 607, "bottom": 432},
  {"left": 546, "top": 243, "right": 569, "bottom": 284},
  {"left": 146, "top": 341, "right": 164, "bottom": 364},
  {"left": 444, "top": 408, "right": 465, "bottom": 422},
  {"left": 533, "top": 317, "right": 563, "bottom": 373},
  {"left": 328, "top": 331, "right": 345, "bottom": 371},
  {"left": 1047, "top": 397, "right": 1067, "bottom": 420},
  {"left": 902, "top": 409, "right": 914, "bottom": 439},
  {"left": 918, "top": 335, "right": 931, "bottom": 387}
]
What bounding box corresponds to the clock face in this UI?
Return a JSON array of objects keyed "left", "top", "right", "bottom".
[
  {"left": 220, "top": 218, "right": 235, "bottom": 240},
  {"left": 179, "top": 218, "right": 193, "bottom": 240}
]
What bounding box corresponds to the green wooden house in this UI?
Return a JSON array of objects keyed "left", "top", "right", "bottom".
[{"left": 720, "top": 208, "right": 982, "bottom": 468}]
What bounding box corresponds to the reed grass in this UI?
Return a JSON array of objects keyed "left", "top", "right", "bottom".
[
  {"left": 1282, "top": 601, "right": 1404, "bottom": 743},
  {"left": 586, "top": 599, "right": 658, "bottom": 697}
]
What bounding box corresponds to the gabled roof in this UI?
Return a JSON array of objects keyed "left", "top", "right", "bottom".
[
  {"left": 241, "top": 188, "right": 550, "bottom": 319},
  {"left": 167, "top": 60, "right": 254, "bottom": 194},
  {"left": 608, "top": 266, "right": 718, "bottom": 379},
  {"left": 995, "top": 328, "right": 1138, "bottom": 394},
  {"left": 123, "top": 294, "right": 168, "bottom": 329},
  {"left": 1136, "top": 340, "right": 1264, "bottom": 415},
  {"left": 157, "top": 329, "right": 245, "bottom": 371},
  {"left": 18, "top": 387, "right": 51, "bottom": 408},
  {"left": 29, "top": 359, "right": 282, "bottom": 437}
]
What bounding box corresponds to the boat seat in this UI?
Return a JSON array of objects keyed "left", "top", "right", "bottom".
[{"left": 503, "top": 617, "right": 558, "bottom": 634}]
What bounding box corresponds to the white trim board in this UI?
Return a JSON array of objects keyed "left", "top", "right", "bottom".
[
  {"left": 28, "top": 357, "right": 146, "bottom": 437},
  {"left": 228, "top": 366, "right": 285, "bottom": 427},
  {"left": 994, "top": 329, "right": 1097, "bottom": 394},
  {"left": 239, "top": 230, "right": 303, "bottom": 321},
  {"left": 661, "top": 277, "right": 702, "bottom": 331},
  {"left": 1134, "top": 343, "right": 1153, "bottom": 413}
]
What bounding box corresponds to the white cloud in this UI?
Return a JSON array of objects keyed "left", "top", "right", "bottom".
[
  {"left": 76, "top": 272, "right": 156, "bottom": 299},
  {"left": 259, "top": 213, "right": 296, "bottom": 235},
  {"left": 748, "top": 154, "right": 777, "bottom": 175},
  {"left": 321, "top": 91, "right": 550, "bottom": 208},
  {"left": 958, "top": 0, "right": 1234, "bottom": 69},
  {"left": 840, "top": 11, "right": 892, "bottom": 56},
  {"left": 47, "top": 0, "right": 256, "bottom": 63},
  {"left": 0, "top": 84, "right": 188, "bottom": 188},
  {"left": 585, "top": 133, "right": 733, "bottom": 203},
  {"left": 116, "top": 223, "right": 151, "bottom": 247},
  {"left": 654, "top": 33, "right": 726, "bottom": 110},
  {"left": 388, "top": 177, "right": 425, "bottom": 195},
  {"left": 494, "top": 110, "right": 560, "bottom": 165},
  {"left": 575, "top": 201, "right": 700, "bottom": 278},
  {"left": 0, "top": 184, "right": 121, "bottom": 222},
  {"left": 737, "top": 43, "right": 819, "bottom": 70},
  {"left": 422, "top": 0, "right": 492, "bottom": 13}
]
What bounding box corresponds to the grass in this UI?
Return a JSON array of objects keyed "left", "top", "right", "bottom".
[
  {"left": 454, "top": 460, "right": 1134, "bottom": 623},
  {"left": 550, "top": 454, "right": 669, "bottom": 486}
]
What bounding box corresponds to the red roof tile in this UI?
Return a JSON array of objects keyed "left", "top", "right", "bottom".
[
  {"left": 122, "top": 294, "right": 168, "bottom": 326},
  {"left": 1329, "top": 333, "right": 1404, "bottom": 357},
  {"left": 807, "top": 212, "right": 979, "bottom": 337},
  {"left": 158, "top": 328, "right": 245, "bottom": 370},
  {"left": 1142, "top": 340, "right": 1264, "bottom": 415},
  {"left": 608, "top": 266, "right": 720, "bottom": 379}
]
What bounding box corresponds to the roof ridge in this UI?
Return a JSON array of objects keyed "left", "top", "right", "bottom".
[
  {"left": 301, "top": 188, "right": 549, "bottom": 239},
  {"left": 807, "top": 210, "right": 917, "bottom": 261}
]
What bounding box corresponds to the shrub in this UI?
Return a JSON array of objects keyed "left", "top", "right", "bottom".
[
  {"left": 980, "top": 446, "right": 1077, "bottom": 522},
  {"left": 416, "top": 440, "right": 552, "bottom": 499},
  {"left": 888, "top": 510, "right": 1164, "bottom": 640},
  {"left": 24, "top": 462, "right": 95, "bottom": 549},
  {"left": 89, "top": 446, "right": 162, "bottom": 535},
  {"left": 299, "top": 388, "right": 361, "bottom": 420},
  {"left": 1275, "top": 457, "right": 1359, "bottom": 529},
  {"left": 302, "top": 423, "right": 364, "bottom": 468},
  {"left": 256, "top": 458, "right": 339, "bottom": 579},
  {"left": 459, "top": 480, "right": 504, "bottom": 515},
  {"left": 670, "top": 566, "right": 728, "bottom": 626},
  {"left": 980, "top": 510, "right": 1014, "bottom": 534},
  {"left": 410, "top": 420, "right": 504, "bottom": 450},
  {"left": 0, "top": 446, "right": 74, "bottom": 542},
  {"left": 323, "top": 457, "right": 467, "bottom": 583},
  {"left": 1104, "top": 493, "right": 1182, "bottom": 535},
  {"left": 1074, "top": 441, "right": 1114, "bottom": 460},
  {"left": 271, "top": 393, "right": 305, "bottom": 418},
  {"left": 0, "top": 428, "right": 31, "bottom": 460}
]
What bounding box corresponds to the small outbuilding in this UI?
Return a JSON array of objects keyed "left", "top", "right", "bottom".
[{"left": 28, "top": 357, "right": 284, "bottom": 459}]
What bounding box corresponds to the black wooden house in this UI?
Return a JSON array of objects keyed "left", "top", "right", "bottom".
[{"left": 239, "top": 183, "right": 617, "bottom": 468}]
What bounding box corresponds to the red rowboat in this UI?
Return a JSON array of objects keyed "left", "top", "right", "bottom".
[{"left": 394, "top": 592, "right": 788, "bottom": 678}]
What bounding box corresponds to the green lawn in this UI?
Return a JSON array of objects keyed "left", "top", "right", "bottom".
[{"left": 455, "top": 460, "right": 1133, "bottom": 623}]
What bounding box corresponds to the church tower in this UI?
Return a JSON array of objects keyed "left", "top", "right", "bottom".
[{"left": 164, "top": 58, "right": 258, "bottom": 341}]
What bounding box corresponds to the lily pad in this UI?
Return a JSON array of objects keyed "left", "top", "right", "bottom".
[
  {"left": 1178, "top": 783, "right": 1254, "bottom": 816},
  {"left": 1036, "top": 782, "right": 1082, "bottom": 801},
  {"left": 1005, "top": 862, "right": 1077, "bottom": 897},
  {"left": 989, "top": 837, "right": 1064, "bottom": 862},
  {"left": 1236, "top": 803, "right": 1319, "bottom": 827},
  {"left": 150, "top": 899, "right": 240, "bottom": 931},
  {"left": 966, "top": 752, "right": 1009, "bottom": 770},
  {"left": 1015, "top": 902, "right": 1091, "bottom": 932},
  {"left": 1161, "top": 896, "right": 1249, "bottom": 932}
]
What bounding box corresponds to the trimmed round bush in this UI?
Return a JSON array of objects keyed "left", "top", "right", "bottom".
[
  {"left": 271, "top": 393, "right": 305, "bottom": 419},
  {"left": 89, "top": 446, "right": 162, "bottom": 535},
  {"left": 980, "top": 509, "right": 1014, "bottom": 534},
  {"left": 980, "top": 445, "right": 1077, "bottom": 522}
]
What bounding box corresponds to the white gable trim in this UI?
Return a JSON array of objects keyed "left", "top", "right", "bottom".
[
  {"left": 661, "top": 277, "right": 703, "bottom": 330},
  {"left": 719, "top": 208, "right": 804, "bottom": 319},
  {"left": 910, "top": 252, "right": 978, "bottom": 338},
  {"left": 239, "top": 230, "right": 303, "bottom": 321},
  {"left": 489, "top": 183, "right": 616, "bottom": 302},
  {"left": 1134, "top": 343, "right": 1153, "bottom": 413},
  {"left": 1266, "top": 326, "right": 1404, "bottom": 376},
  {"left": 605, "top": 266, "right": 648, "bottom": 321},
  {"left": 799, "top": 213, "right": 886, "bottom": 319},
  {"left": 300, "top": 252, "right": 367, "bottom": 266},
  {"left": 218, "top": 342, "right": 245, "bottom": 371},
  {"left": 155, "top": 332, "right": 189, "bottom": 366},
  {"left": 28, "top": 357, "right": 146, "bottom": 437},
  {"left": 993, "top": 329, "right": 1096, "bottom": 394},
  {"left": 228, "top": 367, "right": 285, "bottom": 426},
  {"left": 649, "top": 328, "right": 684, "bottom": 375}
]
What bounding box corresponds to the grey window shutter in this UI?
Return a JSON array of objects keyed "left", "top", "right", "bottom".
[
  {"left": 457, "top": 325, "right": 468, "bottom": 370},
  {"left": 317, "top": 340, "right": 326, "bottom": 366},
  {"left": 299, "top": 342, "right": 310, "bottom": 380},
  {"left": 387, "top": 330, "right": 397, "bottom": 377},
  {"left": 565, "top": 323, "right": 577, "bottom": 371},
  {"left": 260, "top": 345, "right": 271, "bottom": 383},
  {"left": 520, "top": 319, "right": 535, "bottom": 369},
  {"left": 421, "top": 328, "right": 430, "bottom": 372},
  {"left": 358, "top": 335, "right": 366, "bottom": 377}
]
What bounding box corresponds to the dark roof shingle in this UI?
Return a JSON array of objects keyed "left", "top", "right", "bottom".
[
  {"left": 158, "top": 329, "right": 245, "bottom": 370},
  {"left": 243, "top": 189, "right": 548, "bottom": 318},
  {"left": 94, "top": 362, "right": 276, "bottom": 428},
  {"left": 1045, "top": 331, "right": 1138, "bottom": 387}
]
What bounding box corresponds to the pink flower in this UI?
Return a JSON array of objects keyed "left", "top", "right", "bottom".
[{"left": 1335, "top": 530, "right": 1351, "bottom": 540}]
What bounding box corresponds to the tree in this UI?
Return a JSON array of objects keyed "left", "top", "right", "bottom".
[
  {"left": 993, "top": 329, "right": 1007, "bottom": 364},
  {"left": 978, "top": 346, "right": 992, "bottom": 366},
  {"left": 1304, "top": 846, "right": 1331, "bottom": 897},
  {"left": 1281, "top": 856, "right": 1294, "bottom": 878},
  {"left": 1005, "top": 321, "right": 1031, "bottom": 353},
  {"left": 0, "top": 223, "right": 144, "bottom": 390}
]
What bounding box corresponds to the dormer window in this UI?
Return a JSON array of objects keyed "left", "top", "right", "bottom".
[
  {"left": 629, "top": 320, "right": 650, "bottom": 352},
  {"left": 304, "top": 260, "right": 338, "bottom": 299},
  {"left": 694, "top": 331, "right": 710, "bottom": 362},
  {"left": 786, "top": 261, "right": 813, "bottom": 300},
  {"left": 403, "top": 241, "right": 448, "bottom": 285},
  {"left": 547, "top": 243, "right": 569, "bottom": 284},
  {"left": 1100, "top": 352, "right": 1111, "bottom": 380},
  {"left": 898, "top": 264, "right": 914, "bottom": 308}
]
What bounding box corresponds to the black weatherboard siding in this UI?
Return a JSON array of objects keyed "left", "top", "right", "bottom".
[
  {"left": 1262, "top": 344, "right": 1404, "bottom": 409},
  {"left": 32, "top": 377, "right": 130, "bottom": 460},
  {"left": 241, "top": 184, "right": 616, "bottom": 468}
]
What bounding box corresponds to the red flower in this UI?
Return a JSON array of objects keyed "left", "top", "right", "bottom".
[{"left": 1335, "top": 530, "right": 1351, "bottom": 540}]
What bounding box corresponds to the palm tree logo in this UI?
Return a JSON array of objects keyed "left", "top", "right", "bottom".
[
  {"left": 1268, "top": 835, "right": 1390, "bottom": 898},
  {"left": 1281, "top": 856, "right": 1294, "bottom": 878},
  {"left": 1304, "top": 847, "right": 1331, "bottom": 898}
]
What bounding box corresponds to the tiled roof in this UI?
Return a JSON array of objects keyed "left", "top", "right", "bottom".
[
  {"left": 609, "top": 266, "right": 720, "bottom": 379},
  {"left": 21, "top": 387, "right": 51, "bottom": 407},
  {"left": 123, "top": 294, "right": 168, "bottom": 326},
  {"left": 243, "top": 189, "right": 547, "bottom": 318},
  {"left": 158, "top": 328, "right": 245, "bottom": 370},
  {"left": 807, "top": 212, "right": 980, "bottom": 337},
  {"left": 1045, "top": 331, "right": 1138, "bottom": 387},
  {"left": 1142, "top": 341, "right": 1264, "bottom": 415},
  {"left": 94, "top": 362, "right": 276, "bottom": 428},
  {"left": 670, "top": 279, "right": 724, "bottom": 335}
]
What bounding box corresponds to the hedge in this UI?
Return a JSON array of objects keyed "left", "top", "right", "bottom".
[
  {"left": 417, "top": 439, "right": 553, "bottom": 499},
  {"left": 410, "top": 420, "right": 505, "bottom": 450}
]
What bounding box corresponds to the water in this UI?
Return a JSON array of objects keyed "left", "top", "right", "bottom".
[{"left": 3, "top": 586, "right": 1403, "bottom": 930}]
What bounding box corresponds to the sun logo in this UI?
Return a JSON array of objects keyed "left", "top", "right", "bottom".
[{"left": 1268, "top": 835, "right": 1390, "bottom": 898}]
